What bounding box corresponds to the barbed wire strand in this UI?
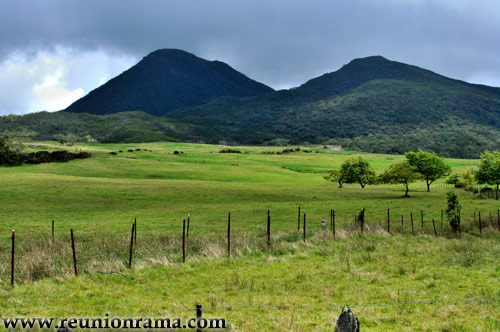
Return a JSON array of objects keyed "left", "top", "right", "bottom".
[{"left": 92, "top": 297, "right": 500, "bottom": 320}]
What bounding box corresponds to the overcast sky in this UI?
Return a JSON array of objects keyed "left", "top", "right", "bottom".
[{"left": 1, "top": 0, "right": 499, "bottom": 115}]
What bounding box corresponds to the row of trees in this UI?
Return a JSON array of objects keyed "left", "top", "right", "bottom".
[{"left": 325, "top": 149, "right": 500, "bottom": 200}]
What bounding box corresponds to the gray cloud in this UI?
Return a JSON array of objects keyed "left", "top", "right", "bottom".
[{"left": 1, "top": 0, "right": 500, "bottom": 114}]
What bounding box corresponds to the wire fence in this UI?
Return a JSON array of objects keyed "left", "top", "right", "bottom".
[
  {"left": 52, "top": 297, "right": 500, "bottom": 320},
  {"left": 1, "top": 206, "right": 500, "bottom": 284}
]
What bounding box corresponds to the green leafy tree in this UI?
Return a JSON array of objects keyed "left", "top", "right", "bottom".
[
  {"left": 446, "top": 192, "right": 461, "bottom": 232},
  {"left": 405, "top": 149, "right": 451, "bottom": 192},
  {"left": 475, "top": 150, "right": 500, "bottom": 200},
  {"left": 445, "top": 173, "right": 459, "bottom": 185},
  {"left": 324, "top": 169, "right": 344, "bottom": 188},
  {"left": 0, "top": 137, "right": 22, "bottom": 166},
  {"left": 458, "top": 168, "right": 476, "bottom": 189},
  {"left": 339, "top": 157, "right": 376, "bottom": 188},
  {"left": 446, "top": 168, "right": 476, "bottom": 189},
  {"left": 378, "top": 161, "right": 421, "bottom": 197}
]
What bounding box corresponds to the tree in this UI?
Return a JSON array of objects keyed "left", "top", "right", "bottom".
[
  {"left": 475, "top": 150, "right": 500, "bottom": 200},
  {"left": 405, "top": 149, "right": 451, "bottom": 192},
  {"left": 378, "top": 161, "right": 421, "bottom": 197},
  {"left": 446, "top": 168, "right": 476, "bottom": 189},
  {"left": 0, "top": 137, "right": 22, "bottom": 166},
  {"left": 339, "top": 157, "right": 376, "bottom": 188},
  {"left": 324, "top": 169, "right": 344, "bottom": 188}
]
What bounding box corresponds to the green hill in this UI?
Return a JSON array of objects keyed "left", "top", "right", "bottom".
[{"left": 2, "top": 52, "right": 500, "bottom": 158}]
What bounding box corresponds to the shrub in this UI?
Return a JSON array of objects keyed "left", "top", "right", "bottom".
[
  {"left": 23, "top": 151, "right": 92, "bottom": 164},
  {"left": 446, "top": 192, "right": 461, "bottom": 232},
  {"left": 219, "top": 148, "right": 241, "bottom": 153}
]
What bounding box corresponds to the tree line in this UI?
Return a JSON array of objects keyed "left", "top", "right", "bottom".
[
  {"left": 0, "top": 137, "right": 91, "bottom": 166},
  {"left": 325, "top": 149, "right": 500, "bottom": 200}
]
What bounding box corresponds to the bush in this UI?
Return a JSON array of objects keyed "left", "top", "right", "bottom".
[
  {"left": 22, "top": 151, "right": 92, "bottom": 164},
  {"left": 219, "top": 148, "right": 241, "bottom": 153},
  {"left": 446, "top": 192, "right": 461, "bottom": 232}
]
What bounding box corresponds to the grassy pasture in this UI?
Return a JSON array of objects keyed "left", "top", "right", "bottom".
[{"left": 0, "top": 141, "right": 499, "bottom": 331}]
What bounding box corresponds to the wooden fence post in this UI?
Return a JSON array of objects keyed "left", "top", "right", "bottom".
[
  {"left": 401, "top": 215, "right": 404, "bottom": 232},
  {"left": 432, "top": 219, "right": 437, "bottom": 237},
  {"left": 303, "top": 213, "right": 306, "bottom": 242},
  {"left": 134, "top": 218, "right": 137, "bottom": 246},
  {"left": 298, "top": 206, "right": 301, "bottom": 231},
  {"left": 182, "top": 219, "right": 186, "bottom": 263},
  {"left": 387, "top": 208, "right": 390, "bottom": 233},
  {"left": 227, "top": 212, "right": 231, "bottom": 258},
  {"left": 71, "top": 229, "right": 78, "bottom": 276},
  {"left": 52, "top": 220, "right": 55, "bottom": 244},
  {"left": 196, "top": 304, "right": 202, "bottom": 332},
  {"left": 11, "top": 230, "right": 15, "bottom": 286},
  {"left": 387, "top": 209, "right": 390, "bottom": 234},
  {"left": 479, "top": 212, "right": 482, "bottom": 234},
  {"left": 267, "top": 210, "right": 271, "bottom": 247},
  {"left": 440, "top": 210, "right": 443, "bottom": 233},
  {"left": 128, "top": 223, "right": 134, "bottom": 269},
  {"left": 421, "top": 209, "right": 424, "bottom": 230},
  {"left": 332, "top": 210, "right": 336, "bottom": 240},
  {"left": 410, "top": 212, "right": 414, "bottom": 235}
]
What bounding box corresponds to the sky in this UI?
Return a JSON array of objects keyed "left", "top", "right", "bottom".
[{"left": 1, "top": 0, "right": 499, "bottom": 115}]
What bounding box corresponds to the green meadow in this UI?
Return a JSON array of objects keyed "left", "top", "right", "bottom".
[{"left": 0, "top": 142, "right": 499, "bottom": 331}]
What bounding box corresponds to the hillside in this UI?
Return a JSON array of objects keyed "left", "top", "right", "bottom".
[
  {"left": 64, "top": 49, "right": 274, "bottom": 116},
  {"left": 3, "top": 53, "right": 500, "bottom": 158}
]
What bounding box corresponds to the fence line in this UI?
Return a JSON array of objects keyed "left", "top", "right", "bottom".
[
  {"left": 98, "top": 297, "right": 500, "bottom": 319},
  {"left": 2, "top": 207, "right": 499, "bottom": 283}
]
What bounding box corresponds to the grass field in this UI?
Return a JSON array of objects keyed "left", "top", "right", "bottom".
[{"left": 0, "top": 142, "right": 499, "bottom": 331}]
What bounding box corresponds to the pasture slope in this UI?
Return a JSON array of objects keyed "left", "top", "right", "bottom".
[{"left": 0, "top": 142, "right": 499, "bottom": 331}]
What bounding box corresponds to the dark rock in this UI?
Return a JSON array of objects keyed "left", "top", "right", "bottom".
[{"left": 334, "top": 307, "right": 360, "bottom": 332}]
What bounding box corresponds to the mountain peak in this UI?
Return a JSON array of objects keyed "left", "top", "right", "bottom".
[
  {"left": 348, "top": 55, "right": 389, "bottom": 63},
  {"left": 296, "top": 55, "right": 448, "bottom": 98},
  {"left": 65, "top": 49, "right": 273, "bottom": 116}
]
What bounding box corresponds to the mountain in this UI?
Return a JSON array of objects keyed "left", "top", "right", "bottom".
[
  {"left": 3, "top": 52, "right": 500, "bottom": 158},
  {"left": 64, "top": 49, "right": 274, "bottom": 116}
]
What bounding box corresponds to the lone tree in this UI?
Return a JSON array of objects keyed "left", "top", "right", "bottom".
[
  {"left": 340, "top": 156, "right": 376, "bottom": 188},
  {"left": 476, "top": 150, "right": 500, "bottom": 200},
  {"left": 324, "top": 169, "right": 344, "bottom": 188},
  {"left": 378, "top": 161, "right": 421, "bottom": 197},
  {"left": 405, "top": 149, "right": 451, "bottom": 192}
]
